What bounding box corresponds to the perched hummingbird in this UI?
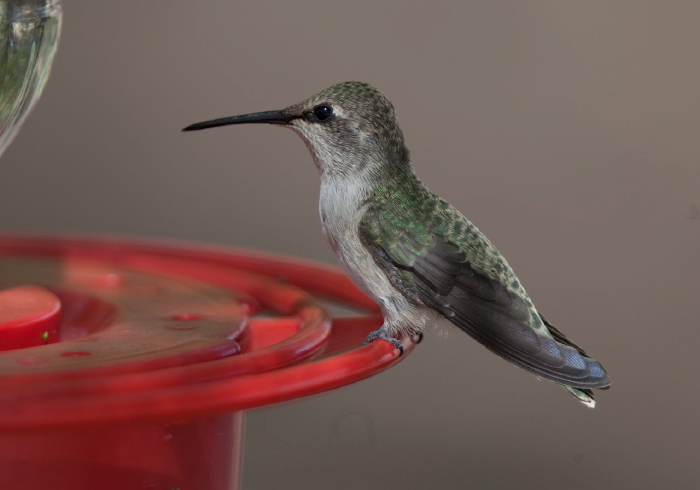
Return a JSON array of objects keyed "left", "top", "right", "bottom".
[{"left": 184, "top": 81, "right": 611, "bottom": 407}]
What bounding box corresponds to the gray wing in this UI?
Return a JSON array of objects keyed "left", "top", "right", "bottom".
[{"left": 359, "top": 207, "right": 611, "bottom": 390}]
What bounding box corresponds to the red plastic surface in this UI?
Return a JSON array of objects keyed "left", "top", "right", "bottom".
[
  {"left": 2, "top": 413, "right": 243, "bottom": 490},
  {"left": 0, "top": 234, "right": 417, "bottom": 490},
  {"left": 0, "top": 285, "right": 60, "bottom": 350}
]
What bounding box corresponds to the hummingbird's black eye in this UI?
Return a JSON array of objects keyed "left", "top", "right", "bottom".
[{"left": 313, "top": 104, "right": 333, "bottom": 122}]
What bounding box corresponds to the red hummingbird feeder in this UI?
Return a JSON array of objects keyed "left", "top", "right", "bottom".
[{"left": 0, "top": 234, "right": 416, "bottom": 490}]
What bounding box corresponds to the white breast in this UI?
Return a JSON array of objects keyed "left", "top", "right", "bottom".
[
  {"left": 318, "top": 174, "right": 376, "bottom": 287},
  {"left": 318, "top": 174, "right": 433, "bottom": 335}
]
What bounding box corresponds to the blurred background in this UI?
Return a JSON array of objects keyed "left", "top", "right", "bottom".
[{"left": 2, "top": 1, "right": 699, "bottom": 488}]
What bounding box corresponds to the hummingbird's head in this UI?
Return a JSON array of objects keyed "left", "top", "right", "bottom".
[{"left": 184, "top": 81, "right": 410, "bottom": 178}]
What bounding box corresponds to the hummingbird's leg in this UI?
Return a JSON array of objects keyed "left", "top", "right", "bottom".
[
  {"left": 415, "top": 331, "right": 424, "bottom": 344},
  {"left": 362, "top": 328, "right": 404, "bottom": 355}
]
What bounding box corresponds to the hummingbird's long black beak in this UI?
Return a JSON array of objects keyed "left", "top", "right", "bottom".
[{"left": 182, "top": 110, "right": 294, "bottom": 131}]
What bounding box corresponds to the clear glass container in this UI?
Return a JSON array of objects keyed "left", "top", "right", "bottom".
[{"left": 0, "top": 0, "right": 61, "bottom": 158}]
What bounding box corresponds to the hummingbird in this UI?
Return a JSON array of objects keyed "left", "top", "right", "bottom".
[{"left": 183, "top": 81, "right": 611, "bottom": 407}]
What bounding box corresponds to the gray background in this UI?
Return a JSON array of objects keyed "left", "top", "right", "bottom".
[{"left": 3, "top": 1, "right": 699, "bottom": 489}]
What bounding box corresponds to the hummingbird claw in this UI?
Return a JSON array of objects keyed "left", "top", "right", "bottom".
[{"left": 362, "top": 328, "right": 404, "bottom": 355}]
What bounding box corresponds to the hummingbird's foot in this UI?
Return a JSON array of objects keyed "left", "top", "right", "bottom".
[
  {"left": 362, "top": 328, "right": 404, "bottom": 355},
  {"left": 415, "top": 331, "right": 424, "bottom": 344}
]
